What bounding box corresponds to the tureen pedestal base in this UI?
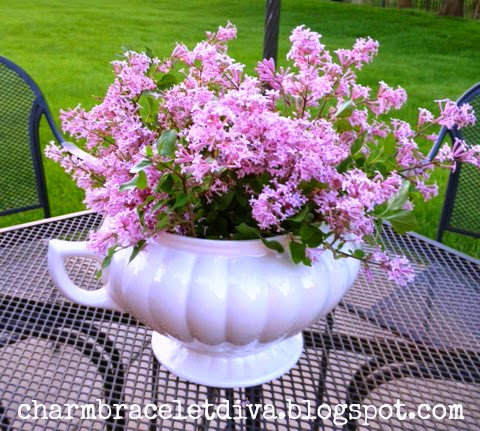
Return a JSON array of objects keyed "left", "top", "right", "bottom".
[{"left": 151, "top": 332, "right": 303, "bottom": 388}]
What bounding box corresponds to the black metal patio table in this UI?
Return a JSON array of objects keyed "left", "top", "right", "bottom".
[{"left": 0, "top": 211, "right": 479, "bottom": 431}]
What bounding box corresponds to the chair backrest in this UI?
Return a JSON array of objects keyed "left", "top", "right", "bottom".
[
  {"left": 0, "top": 56, "right": 63, "bottom": 218},
  {"left": 430, "top": 83, "right": 480, "bottom": 242}
]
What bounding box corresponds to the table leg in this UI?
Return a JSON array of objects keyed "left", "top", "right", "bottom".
[
  {"left": 245, "top": 385, "right": 263, "bottom": 431},
  {"left": 311, "top": 312, "right": 334, "bottom": 431},
  {"left": 149, "top": 358, "right": 161, "bottom": 431},
  {"left": 0, "top": 400, "right": 10, "bottom": 431}
]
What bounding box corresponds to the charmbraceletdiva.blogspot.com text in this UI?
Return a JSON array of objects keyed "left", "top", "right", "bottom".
[{"left": 17, "top": 398, "right": 464, "bottom": 426}]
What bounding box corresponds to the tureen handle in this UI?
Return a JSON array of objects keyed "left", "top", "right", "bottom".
[{"left": 48, "top": 239, "right": 125, "bottom": 313}]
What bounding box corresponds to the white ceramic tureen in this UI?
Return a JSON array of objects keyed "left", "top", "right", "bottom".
[{"left": 48, "top": 233, "right": 360, "bottom": 388}]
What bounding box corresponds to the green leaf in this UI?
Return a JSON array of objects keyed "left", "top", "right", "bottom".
[
  {"left": 261, "top": 238, "right": 284, "bottom": 254},
  {"left": 172, "top": 193, "right": 189, "bottom": 209},
  {"left": 289, "top": 241, "right": 306, "bottom": 264},
  {"left": 137, "top": 170, "right": 148, "bottom": 190},
  {"left": 102, "top": 246, "right": 116, "bottom": 269},
  {"left": 206, "top": 210, "right": 218, "bottom": 223},
  {"left": 129, "top": 240, "right": 146, "bottom": 263},
  {"left": 157, "top": 130, "right": 177, "bottom": 157},
  {"left": 235, "top": 190, "right": 249, "bottom": 208},
  {"left": 130, "top": 159, "right": 152, "bottom": 173},
  {"left": 298, "top": 179, "right": 328, "bottom": 194},
  {"left": 136, "top": 195, "right": 155, "bottom": 227},
  {"left": 235, "top": 222, "right": 260, "bottom": 239},
  {"left": 146, "top": 94, "right": 155, "bottom": 115},
  {"left": 352, "top": 249, "right": 366, "bottom": 259},
  {"left": 152, "top": 198, "right": 169, "bottom": 212},
  {"left": 337, "top": 157, "right": 353, "bottom": 174},
  {"left": 299, "top": 224, "right": 324, "bottom": 248},
  {"left": 302, "top": 256, "right": 312, "bottom": 266},
  {"left": 119, "top": 170, "right": 148, "bottom": 191},
  {"left": 335, "top": 100, "right": 355, "bottom": 118},
  {"left": 366, "top": 146, "right": 381, "bottom": 164},
  {"left": 145, "top": 146, "right": 153, "bottom": 157},
  {"left": 215, "top": 190, "right": 235, "bottom": 210},
  {"left": 156, "top": 174, "right": 174, "bottom": 193},
  {"left": 382, "top": 135, "right": 396, "bottom": 158},
  {"left": 96, "top": 247, "right": 115, "bottom": 279},
  {"left": 156, "top": 212, "right": 170, "bottom": 230},
  {"left": 193, "top": 208, "right": 204, "bottom": 221},
  {"left": 138, "top": 92, "right": 160, "bottom": 128},
  {"left": 171, "top": 173, "right": 183, "bottom": 189},
  {"left": 137, "top": 208, "right": 146, "bottom": 228},
  {"left": 384, "top": 210, "right": 417, "bottom": 234},
  {"left": 157, "top": 74, "right": 178, "bottom": 90},
  {"left": 335, "top": 118, "right": 354, "bottom": 133},
  {"left": 119, "top": 176, "right": 139, "bottom": 192},
  {"left": 288, "top": 206, "right": 310, "bottom": 223},
  {"left": 355, "top": 157, "right": 366, "bottom": 169},
  {"left": 350, "top": 140, "right": 363, "bottom": 156},
  {"left": 385, "top": 181, "right": 410, "bottom": 213},
  {"left": 374, "top": 162, "right": 388, "bottom": 176}
]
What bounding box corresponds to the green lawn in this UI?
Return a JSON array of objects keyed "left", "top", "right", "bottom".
[{"left": 1, "top": 0, "right": 479, "bottom": 257}]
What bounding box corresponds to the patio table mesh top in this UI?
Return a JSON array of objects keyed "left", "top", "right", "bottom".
[{"left": 0, "top": 211, "right": 479, "bottom": 431}]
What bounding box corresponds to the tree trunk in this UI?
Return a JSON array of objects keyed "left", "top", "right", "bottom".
[
  {"left": 398, "top": 0, "right": 413, "bottom": 7},
  {"left": 474, "top": 0, "right": 480, "bottom": 18},
  {"left": 439, "top": 0, "right": 464, "bottom": 16}
]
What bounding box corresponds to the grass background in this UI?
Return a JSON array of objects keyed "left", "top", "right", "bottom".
[{"left": 0, "top": 0, "right": 479, "bottom": 257}]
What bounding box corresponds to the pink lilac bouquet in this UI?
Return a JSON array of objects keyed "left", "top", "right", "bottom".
[{"left": 46, "top": 23, "right": 479, "bottom": 286}]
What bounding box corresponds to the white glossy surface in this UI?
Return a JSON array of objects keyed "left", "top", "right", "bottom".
[
  {"left": 48, "top": 233, "right": 360, "bottom": 387},
  {"left": 152, "top": 331, "right": 303, "bottom": 388}
]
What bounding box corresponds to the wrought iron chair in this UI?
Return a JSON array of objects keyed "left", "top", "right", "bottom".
[
  {"left": 0, "top": 56, "right": 65, "bottom": 218},
  {"left": 428, "top": 82, "right": 480, "bottom": 242},
  {"left": 335, "top": 84, "right": 480, "bottom": 429},
  {"left": 0, "top": 58, "right": 129, "bottom": 427}
]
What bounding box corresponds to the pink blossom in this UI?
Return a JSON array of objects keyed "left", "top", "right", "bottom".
[
  {"left": 436, "top": 100, "right": 475, "bottom": 129},
  {"left": 384, "top": 256, "right": 415, "bottom": 286},
  {"left": 368, "top": 82, "right": 407, "bottom": 116},
  {"left": 287, "top": 25, "right": 331, "bottom": 69},
  {"left": 352, "top": 84, "right": 371, "bottom": 101},
  {"left": 414, "top": 180, "right": 439, "bottom": 200},
  {"left": 418, "top": 108, "right": 434, "bottom": 128},
  {"left": 45, "top": 23, "right": 480, "bottom": 286},
  {"left": 437, "top": 138, "right": 480, "bottom": 170},
  {"left": 369, "top": 251, "right": 415, "bottom": 286},
  {"left": 335, "top": 37, "right": 379, "bottom": 70},
  {"left": 207, "top": 22, "right": 237, "bottom": 43},
  {"left": 171, "top": 43, "right": 190, "bottom": 63}
]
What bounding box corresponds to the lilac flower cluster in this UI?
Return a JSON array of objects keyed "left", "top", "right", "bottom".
[{"left": 46, "top": 23, "right": 479, "bottom": 285}]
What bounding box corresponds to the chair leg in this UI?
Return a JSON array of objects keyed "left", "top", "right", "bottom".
[{"left": 43, "top": 204, "right": 51, "bottom": 219}]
